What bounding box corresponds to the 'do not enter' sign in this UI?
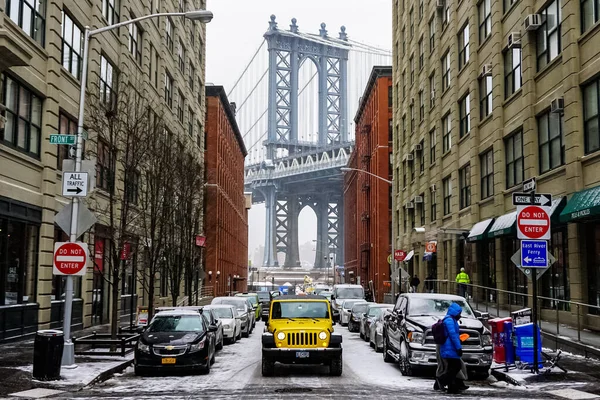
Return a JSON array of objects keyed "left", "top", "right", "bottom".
[{"left": 53, "top": 242, "right": 89, "bottom": 276}]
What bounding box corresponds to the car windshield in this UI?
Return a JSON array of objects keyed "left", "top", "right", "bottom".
[
  {"left": 216, "top": 298, "right": 246, "bottom": 312},
  {"left": 320, "top": 292, "right": 332, "bottom": 299},
  {"left": 211, "top": 307, "right": 233, "bottom": 318},
  {"left": 408, "top": 298, "right": 474, "bottom": 318},
  {"left": 257, "top": 292, "right": 270, "bottom": 301},
  {"left": 352, "top": 303, "right": 369, "bottom": 313},
  {"left": 336, "top": 288, "right": 364, "bottom": 299},
  {"left": 369, "top": 306, "right": 392, "bottom": 317},
  {"left": 149, "top": 315, "right": 205, "bottom": 333},
  {"left": 343, "top": 300, "right": 364, "bottom": 310},
  {"left": 272, "top": 301, "right": 330, "bottom": 319}
]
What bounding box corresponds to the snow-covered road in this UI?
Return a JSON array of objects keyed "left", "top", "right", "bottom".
[{"left": 56, "top": 322, "right": 560, "bottom": 399}]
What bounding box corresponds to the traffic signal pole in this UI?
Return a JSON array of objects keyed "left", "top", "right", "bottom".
[{"left": 530, "top": 189, "right": 539, "bottom": 374}]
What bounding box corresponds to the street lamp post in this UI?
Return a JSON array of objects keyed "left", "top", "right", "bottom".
[
  {"left": 340, "top": 167, "right": 396, "bottom": 302},
  {"left": 61, "top": 9, "right": 213, "bottom": 367}
]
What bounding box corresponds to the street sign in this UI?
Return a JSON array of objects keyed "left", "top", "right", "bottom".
[
  {"left": 394, "top": 250, "right": 407, "bottom": 261},
  {"left": 50, "top": 134, "right": 77, "bottom": 145},
  {"left": 387, "top": 254, "right": 392, "bottom": 264},
  {"left": 521, "top": 240, "right": 548, "bottom": 268},
  {"left": 54, "top": 202, "right": 97, "bottom": 239},
  {"left": 523, "top": 177, "right": 536, "bottom": 193},
  {"left": 53, "top": 242, "right": 88, "bottom": 276},
  {"left": 63, "top": 160, "right": 96, "bottom": 193},
  {"left": 517, "top": 205, "right": 551, "bottom": 240},
  {"left": 195, "top": 235, "right": 206, "bottom": 247},
  {"left": 511, "top": 249, "right": 554, "bottom": 281},
  {"left": 512, "top": 193, "right": 552, "bottom": 206},
  {"left": 425, "top": 241, "right": 437, "bottom": 253},
  {"left": 62, "top": 172, "right": 88, "bottom": 197}
]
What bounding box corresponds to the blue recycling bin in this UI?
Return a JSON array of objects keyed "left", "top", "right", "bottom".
[
  {"left": 503, "top": 320, "right": 515, "bottom": 365},
  {"left": 514, "top": 323, "right": 542, "bottom": 367}
]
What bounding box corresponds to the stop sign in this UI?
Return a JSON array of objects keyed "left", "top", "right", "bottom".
[
  {"left": 394, "top": 250, "right": 407, "bottom": 261},
  {"left": 517, "top": 205, "right": 551, "bottom": 240},
  {"left": 53, "top": 242, "right": 88, "bottom": 276}
]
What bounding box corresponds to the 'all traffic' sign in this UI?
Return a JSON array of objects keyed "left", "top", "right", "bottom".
[
  {"left": 53, "top": 242, "right": 88, "bottom": 276},
  {"left": 517, "top": 205, "right": 551, "bottom": 240}
]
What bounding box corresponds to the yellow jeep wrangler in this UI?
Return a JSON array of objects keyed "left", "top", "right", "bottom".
[{"left": 261, "top": 295, "right": 343, "bottom": 376}]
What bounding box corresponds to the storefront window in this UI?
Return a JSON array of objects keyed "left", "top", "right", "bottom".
[
  {"left": 542, "top": 229, "right": 570, "bottom": 310},
  {"left": 586, "top": 224, "right": 600, "bottom": 314},
  {"left": 0, "top": 217, "right": 39, "bottom": 305}
]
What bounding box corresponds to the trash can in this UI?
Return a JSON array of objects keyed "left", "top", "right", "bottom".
[
  {"left": 503, "top": 320, "right": 515, "bottom": 365},
  {"left": 33, "top": 330, "right": 64, "bottom": 381},
  {"left": 489, "top": 317, "right": 512, "bottom": 364},
  {"left": 514, "top": 323, "right": 543, "bottom": 368}
]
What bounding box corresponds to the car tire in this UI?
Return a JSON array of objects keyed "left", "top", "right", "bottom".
[
  {"left": 237, "top": 329, "right": 242, "bottom": 341},
  {"left": 262, "top": 358, "right": 275, "bottom": 377},
  {"left": 468, "top": 368, "right": 490, "bottom": 380},
  {"left": 359, "top": 331, "right": 364, "bottom": 339},
  {"left": 243, "top": 328, "right": 249, "bottom": 338},
  {"left": 216, "top": 337, "right": 224, "bottom": 350},
  {"left": 210, "top": 348, "right": 216, "bottom": 365},
  {"left": 134, "top": 366, "right": 147, "bottom": 377},
  {"left": 369, "top": 340, "right": 375, "bottom": 349},
  {"left": 399, "top": 339, "right": 413, "bottom": 376},
  {"left": 363, "top": 332, "right": 369, "bottom": 342},
  {"left": 329, "top": 354, "right": 343, "bottom": 376},
  {"left": 202, "top": 358, "right": 211, "bottom": 375},
  {"left": 382, "top": 335, "right": 394, "bottom": 363}
]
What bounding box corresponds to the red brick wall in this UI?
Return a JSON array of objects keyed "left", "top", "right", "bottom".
[{"left": 204, "top": 92, "right": 248, "bottom": 296}]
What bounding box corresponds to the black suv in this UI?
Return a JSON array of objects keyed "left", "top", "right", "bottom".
[
  {"left": 257, "top": 291, "right": 271, "bottom": 322},
  {"left": 382, "top": 293, "right": 492, "bottom": 378}
]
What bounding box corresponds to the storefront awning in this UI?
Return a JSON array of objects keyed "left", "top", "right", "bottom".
[
  {"left": 559, "top": 186, "right": 600, "bottom": 223},
  {"left": 549, "top": 196, "right": 566, "bottom": 223},
  {"left": 487, "top": 211, "right": 517, "bottom": 238},
  {"left": 466, "top": 218, "right": 495, "bottom": 242}
]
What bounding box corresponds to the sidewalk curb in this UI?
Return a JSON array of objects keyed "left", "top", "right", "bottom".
[
  {"left": 490, "top": 369, "right": 523, "bottom": 387},
  {"left": 83, "top": 359, "right": 134, "bottom": 389}
]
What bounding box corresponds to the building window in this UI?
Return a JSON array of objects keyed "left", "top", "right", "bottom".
[
  {"left": 57, "top": 113, "right": 77, "bottom": 170},
  {"left": 538, "top": 111, "right": 564, "bottom": 173},
  {"left": 177, "top": 90, "right": 184, "bottom": 123},
  {"left": 153, "top": 0, "right": 160, "bottom": 13},
  {"left": 128, "top": 21, "right": 142, "bottom": 64},
  {"left": 429, "top": 129, "right": 436, "bottom": 164},
  {"left": 479, "top": 75, "right": 492, "bottom": 119},
  {"left": 61, "top": 11, "right": 83, "bottom": 79},
  {"left": 178, "top": 40, "right": 186, "bottom": 72},
  {"left": 190, "top": 65, "right": 195, "bottom": 91},
  {"left": 178, "top": 0, "right": 185, "bottom": 12},
  {"left": 388, "top": 118, "right": 393, "bottom": 142},
  {"left": 402, "top": 72, "right": 406, "bottom": 98},
  {"left": 537, "top": 0, "right": 562, "bottom": 70},
  {"left": 402, "top": 28, "right": 406, "bottom": 54},
  {"left": 443, "top": 176, "right": 451, "bottom": 215},
  {"left": 403, "top": 206, "right": 407, "bottom": 231},
  {"left": 1, "top": 76, "right": 42, "bottom": 157},
  {"left": 419, "top": 0, "right": 424, "bottom": 19},
  {"left": 410, "top": 105, "right": 415, "bottom": 133},
  {"left": 196, "top": 121, "right": 202, "bottom": 147},
  {"left": 410, "top": 8, "right": 414, "bottom": 37},
  {"left": 584, "top": 78, "right": 600, "bottom": 154},
  {"left": 419, "top": 140, "right": 425, "bottom": 173},
  {"left": 429, "top": 17, "right": 435, "bottom": 52},
  {"left": 102, "top": 0, "right": 119, "bottom": 25},
  {"left": 419, "top": 38, "right": 424, "bottom": 69},
  {"left": 458, "top": 23, "right": 470, "bottom": 70},
  {"left": 582, "top": 0, "right": 600, "bottom": 32},
  {"left": 410, "top": 56, "right": 415, "bottom": 84},
  {"left": 504, "top": 48, "right": 522, "bottom": 98},
  {"left": 480, "top": 150, "right": 494, "bottom": 199},
  {"left": 431, "top": 187, "right": 437, "bottom": 221},
  {"left": 505, "top": 130, "right": 524, "bottom": 188},
  {"left": 459, "top": 164, "right": 471, "bottom": 209},
  {"left": 402, "top": 115, "right": 406, "bottom": 142},
  {"left": 442, "top": 51, "right": 450, "bottom": 91},
  {"left": 419, "top": 90, "right": 424, "bottom": 121},
  {"left": 442, "top": 113, "right": 451, "bottom": 153},
  {"left": 165, "top": 17, "right": 174, "bottom": 53},
  {"left": 198, "top": 78, "right": 203, "bottom": 104},
  {"left": 100, "top": 55, "right": 117, "bottom": 108},
  {"left": 97, "top": 139, "right": 115, "bottom": 192},
  {"left": 430, "top": 74, "right": 435, "bottom": 108},
  {"left": 442, "top": 0, "right": 450, "bottom": 27},
  {"left": 188, "top": 107, "right": 194, "bottom": 137},
  {"left": 165, "top": 71, "right": 173, "bottom": 108},
  {"left": 6, "top": 0, "right": 46, "bottom": 45},
  {"left": 403, "top": 165, "right": 407, "bottom": 187},
  {"left": 479, "top": 0, "right": 491, "bottom": 43},
  {"left": 420, "top": 193, "right": 426, "bottom": 225},
  {"left": 150, "top": 44, "right": 159, "bottom": 87},
  {"left": 504, "top": 0, "right": 517, "bottom": 13},
  {"left": 459, "top": 93, "right": 470, "bottom": 138},
  {"left": 125, "top": 170, "right": 140, "bottom": 204}
]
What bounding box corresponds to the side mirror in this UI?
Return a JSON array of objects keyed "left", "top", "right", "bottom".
[
  {"left": 208, "top": 324, "right": 218, "bottom": 332},
  {"left": 475, "top": 311, "right": 490, "bottom": 321},
  {"left": 136, "top": 326, "right": 146, "bottom": 334},
  {"left": 384, "top": 314, "right": 391, "bottom": 321},
  {"left": 363, "top": 313, "right": 368, "bottom": 318},
  {"left": 331, "top": 295, "right": 336, "bottom": 300}
]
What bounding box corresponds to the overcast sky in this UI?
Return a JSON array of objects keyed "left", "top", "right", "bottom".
[{"left": 206, "top": 0, "right": 393, "bottom": 262}]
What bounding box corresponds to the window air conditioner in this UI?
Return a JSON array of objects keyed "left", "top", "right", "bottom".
[
  {"left": 406, "top": 154, "right": 414, "bottom": 161},
  {"left": 414, "top": 195, "right": 424, "bottom": 203},
  {"left": 415, "top": 143, "right": 423, "bottom": 151},
  {"left": 436, "top": 0, "right": 444, "bottom": 9},
  {"left": 550, "top": 97, "right": 564, "bottom": 114},
  {"left": 406, "top": 201, "right": 415, "bottom": 209},
  {"left": 524, "top": 14, "right": 542, "bottom": 31},
  {"left": 480, "top": 64, "right": 492, "bottom": 78},
  {"left": 508, "top": 32, "right": 521, "bottom": 48},
  {"left": 430, "top": 184, "right": 437, "bottom": 192}
]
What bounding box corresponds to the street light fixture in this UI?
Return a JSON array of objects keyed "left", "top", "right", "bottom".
[
  {"left": 340, "top": 167, "right": 397, "bottom": 300},
  {"left": 60, "top": 9, "right": 213, "bottom": 368}
]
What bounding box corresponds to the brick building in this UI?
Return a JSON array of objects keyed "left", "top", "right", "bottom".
[
  {"left": 344, "top": 66, "right": 393, "bottom": 302},
  {"left": 204, "top": 85, "right": 249, "bottom": 296}
]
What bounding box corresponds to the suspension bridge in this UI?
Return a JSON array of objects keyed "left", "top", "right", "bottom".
[{"left": 230, "top": 15, "right": 391, "bottom": 268}]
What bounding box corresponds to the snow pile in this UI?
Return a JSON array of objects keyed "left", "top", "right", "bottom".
[{"left": 18, "top": 358, "right": 131, "bottom": 387}]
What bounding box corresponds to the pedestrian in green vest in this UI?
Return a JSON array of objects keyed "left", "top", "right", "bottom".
[{"left": 456, "top": 268, "right": 470, "bottom": 299}]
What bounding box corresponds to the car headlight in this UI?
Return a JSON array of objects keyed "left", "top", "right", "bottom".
[
  {"left": 189, "top": 339, "right": 206, "bottom": 353},
  {"left": 407, "top": 331, "right": 424, "bottom": 343},
  {"left": 223, "top": 324, "right": 230, "bottom": 329},
  {"left": 482, "top": 334, "right": 492, "bottom": 346},
  {"left": 137, "top": 342, "right": 150, "bottom": 353},
  {"left": 241, "top": 315, "right": 248, "bottom": 321},
  {"left": 318, "top": 331, "right": 327, "bottom": 340},
  {"left": 277, "top": 332, "right": 286, "bottom": 340}
]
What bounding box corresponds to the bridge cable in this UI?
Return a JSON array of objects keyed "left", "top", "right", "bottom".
[
  {"left": 234, "top": 68, "right": 269, "bottom": 115},
  {"left": 227, "top": 39, "right": 266, "bottom": 97}
]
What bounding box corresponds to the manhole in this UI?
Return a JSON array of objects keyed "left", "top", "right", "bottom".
[{"left": 274, "top": 387, "right": 313, "bottom": 393}]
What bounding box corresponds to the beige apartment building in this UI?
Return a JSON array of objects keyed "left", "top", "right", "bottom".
[
  {"left": 392, "top": 0, "right": 600, "bottom": 328},
  {"left": 0, "top": 0, "right": 208, "bottom": 341}
]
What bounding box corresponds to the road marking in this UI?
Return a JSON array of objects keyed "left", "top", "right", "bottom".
[
  {"left": 8, "top": 388, "right": 65, "bottom": 398},
  {"left": 547, "top": 389, "right": 600, "bottom": 399}
]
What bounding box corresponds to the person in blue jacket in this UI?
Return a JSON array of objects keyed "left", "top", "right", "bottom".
[{"left": 438, "top": 302, "right": 464, "bottom": 394}]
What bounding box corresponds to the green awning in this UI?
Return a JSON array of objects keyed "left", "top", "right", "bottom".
[
  {"left": 467, "top": 218, "right": 495, "bottom": 242},
  {"left": 549, "top": 196, "right": 566, "bottom": 223},
  {"left": 560, "top": 186, "right": 600, "bottom": 223},
  {"left": 487, "top": 211, "right": 517, "bottom": 238}
]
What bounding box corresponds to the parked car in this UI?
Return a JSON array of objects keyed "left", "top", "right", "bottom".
[
  {"left": 361, "top": 304, "right": 393, "bottom": 346},
  {"left": 256, "top": 291, "right": 272, "bottom": 322},
  {"left": 348, "top": 302, "right": 372, "bottom": 333},
  {"left": 202, "top": 306, "right": 226, "bottom": 350},
  {"left": 319, "top": 291, "right": 333, "bottom": 301},
  {"left": 382, "top": 293, "right": 492, "bottom": 378},
  {"left": 340, "top": 299, "right": 366, "bottom": 326},
  {"left": 211, "top": 297, "right": 254, "bottom": 337},
  {"left": 205, "top": 304, "right": 241, "bottom": 344},
  {"left": 369, "top": 306, "right": 394, "bottom": 352},
  {"left": 235, "top": 293, "right": 261, "bottom": 325},
  {"left": 330, "top": 284, "right": 364, "bottom": 322},
  {"left": 134, "top": 309, "right": 217, "bottom": 375}
]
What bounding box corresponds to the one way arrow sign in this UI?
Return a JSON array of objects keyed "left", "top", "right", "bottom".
[
  {"left": 62, "top": 171, "right": 89, "bottom": 197},
  {"left": 512, "top": 192, "right": 552, "bottom": 206}
]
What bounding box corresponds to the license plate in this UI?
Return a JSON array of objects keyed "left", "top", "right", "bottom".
[
  {"left": 161, "top": 357, "right": 176, "bottom": 364},
  {"left": 296, "top": 351, "right": 309, "bottom": 359}
]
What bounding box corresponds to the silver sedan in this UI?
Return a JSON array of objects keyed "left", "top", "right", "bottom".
[{"left": 368, "top": 306, "right": 393, "bottom": 352}]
